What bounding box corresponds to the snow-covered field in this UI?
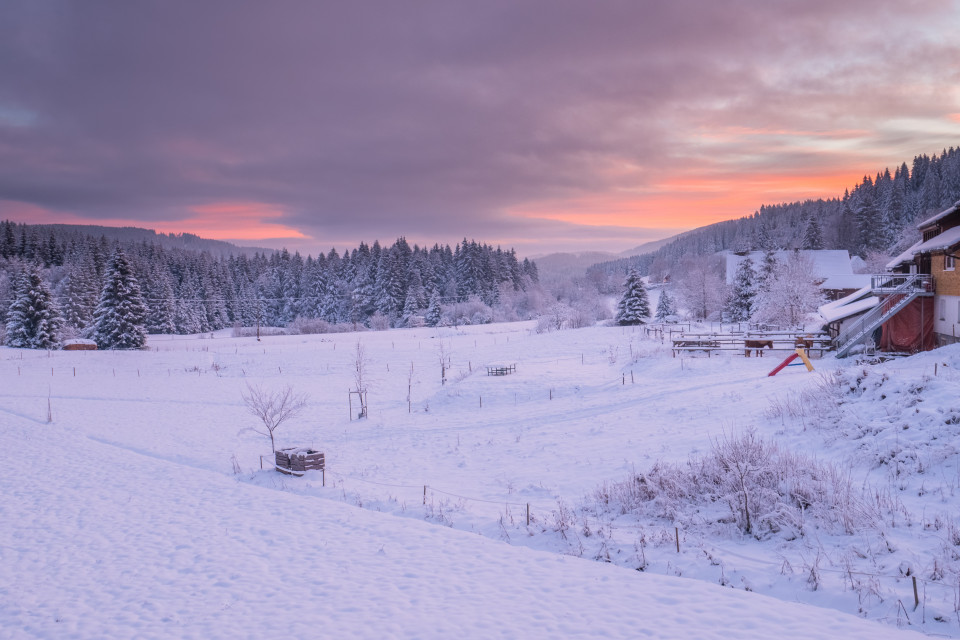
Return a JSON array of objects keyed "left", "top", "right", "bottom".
[{"left": 4, "top": 321, "right": 958, "bottom": 638}]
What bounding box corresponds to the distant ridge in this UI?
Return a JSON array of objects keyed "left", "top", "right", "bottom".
[
  {"left": 26, "top": 223, "right": 274, "bottom": 258},
  {"left": 617, "top": 235, "right": 677, "bottom": 258},
  {"left": 530, "top": 250, "right": 619, "bottom": 281}
]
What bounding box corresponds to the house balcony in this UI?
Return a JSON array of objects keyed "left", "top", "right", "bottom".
[{"left": 869, "top": 273, "right": 934, "bottom": 296}]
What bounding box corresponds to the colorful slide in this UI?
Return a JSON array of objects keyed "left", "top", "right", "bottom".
[{"left": 768, "top": 348, "right": 814, "bottom": 377}]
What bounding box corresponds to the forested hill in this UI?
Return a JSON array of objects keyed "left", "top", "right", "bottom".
[
  {"left": 592, "top": 146, "right": 960, "bottom": 279},
  {"left": 16, "top": 224, "right": 274, "bottom": 258},
  {"left": 0, "top": 222, "right": 540, "bottom": 335}
]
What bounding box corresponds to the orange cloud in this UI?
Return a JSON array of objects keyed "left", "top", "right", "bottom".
[
  {"left": 176, "top": 202, "right": 307, "bottom": 240},
  {"left": 509, "top": 169, "right": 862, "bottom": 231}
]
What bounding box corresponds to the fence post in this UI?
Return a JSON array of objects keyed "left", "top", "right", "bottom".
[
  {"left": 423, "top": 485, "right": 427, "bottom": 505},
  {"left": 912, "top": 576, "right": 919, "bottom": 610},
  {"left": 675, "top": 527, "right": 680, "bottom": 553},
  {"left": 526, "top": 503, "right": 530, "bottom": 526}
]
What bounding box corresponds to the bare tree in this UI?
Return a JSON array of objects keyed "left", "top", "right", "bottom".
[
  {"left": 241, "top": 383, "right": 308, "bottom": 454},
  {"left": 437, "top": 340, "right": 450, "bottom": 385},
  {"left": 751, "top": 252, "right": 823, "bottom": 327},
  {"left": 353, "top": 339, "right": 367, "bottom": 392},
  {"left": 675, "top": 256, "right": 727, "bottom": 321}
]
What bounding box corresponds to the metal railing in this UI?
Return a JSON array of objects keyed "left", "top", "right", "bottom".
[
  {"left": 869, "top": 273, "right": 932, "bottom": 294},
  {"left": 834, "top": 274, "right": 932, "bottom": 357}
]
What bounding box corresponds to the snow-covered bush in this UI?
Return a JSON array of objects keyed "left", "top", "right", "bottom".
[
  {"left": 287, "top": 317, "right": 358, "bottom": 335},
  {"left": 369, "top": 312, "right": 390, "bottom": 331},
  {"left": 589, "top": 431, "right": 876, "bottom": 540},
  {"left": 442, "top": 296, "right": 492, "bottom": 326},
  {"left": 535, "top": 314, "right": 556, "bottom": 334}
]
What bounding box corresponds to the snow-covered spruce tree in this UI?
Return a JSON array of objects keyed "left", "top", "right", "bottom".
[
  {"left": 4, "top": 264, "right": 63, "bottom": 349},
  {"left": 654, "top": 288, "right": 675, "bottom": 321},
  {"left": 756, "top": 249, "right": 778, "bottom": 293},
  {"left": 725, "top": 257, "right": 756, "bottom": 321},
  {"left": 92, "top": 248, "right": 148, "bottom": 349},
  {"left": 615, "top": 269, "right": 650, "bottom": 325},
  {"left": 425, "top": 292, "right": 442, "bottom": 327},
  {"left": 802, "top": 216, "right": 824, "bottom": 250}
]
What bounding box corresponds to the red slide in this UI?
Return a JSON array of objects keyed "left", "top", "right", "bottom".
[{"left": 767, "top": 352, "right": 798, "bottom": 377}]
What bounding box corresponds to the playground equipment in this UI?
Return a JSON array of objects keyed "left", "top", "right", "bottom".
[{"left": 767, "top": 347, "right": 814, "bottom": 377}]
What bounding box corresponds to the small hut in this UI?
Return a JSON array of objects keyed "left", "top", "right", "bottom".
[{"left": 63, "top": 339, "right": 97, "bottom": 351}]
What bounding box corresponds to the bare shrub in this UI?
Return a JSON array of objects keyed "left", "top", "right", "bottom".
[
  {"left": 535, "top": 315, "right": 555, "bottom": 334},
  {"left": 709, "top": 430, "right": 777, "bottom": 535},
  {"left": 587, "top": 431, "right": 877, "bottom": 540},
  {"left": 232, "top": 325, "right": 288, "bottom": 338},
  {"left": 369, "top": 312, "right": 390, "bottom": 331},
  {"left": 241, "top": 383, "right": 308, "bottom": 454}
]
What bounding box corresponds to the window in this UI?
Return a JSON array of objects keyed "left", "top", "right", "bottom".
[
  {"left": 946, "top": 253, "right": 956, "bottom": 271},
  {"left": 940, "top": 299, "right": 946, "bottom": 321}
]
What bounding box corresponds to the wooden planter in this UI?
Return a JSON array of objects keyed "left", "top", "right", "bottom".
[{"left": 275, "top": 447, "right": 325, "bottom": 476}]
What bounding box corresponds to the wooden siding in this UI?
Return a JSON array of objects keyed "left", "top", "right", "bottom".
[{"left": 933, "top": 252, "right": 960, "bottom": 297}]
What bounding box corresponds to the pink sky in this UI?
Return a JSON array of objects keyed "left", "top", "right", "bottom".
[{"left": 1, "top": 1, "right": 959, "bottom": 256}]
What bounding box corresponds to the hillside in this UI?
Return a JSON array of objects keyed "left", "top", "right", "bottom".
[
  {"left": 590, "top": 146, "right": 960, "bottom": 279},
  {"left": 0, "top": 321, "right": 943, "bottom": 638},
  {"left": 20, "top": 223, "right": 275, "bottom": 257}
]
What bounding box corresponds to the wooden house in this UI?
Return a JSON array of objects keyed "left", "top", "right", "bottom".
[
  {"left": 820, "top": 204, "right": 960, "bottom": 357},
  {"left": 886, "top": 199, "right": 960, "bottom": 347}
]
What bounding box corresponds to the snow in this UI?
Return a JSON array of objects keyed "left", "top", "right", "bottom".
[
  {"left": 2, "top": 322, "right": 953, "bottom": 638},
  {"left": 819, "top": 274, "right": 873, "bottom": 291},
  {"left": 916, "top": 199, "right": 960, "bottom": 229},
  {"left": 913, "top": 225, "right": 960, "bottom": 254},
  {"left": 887, "top": 240, "right": 924, "bottom": 271},
  {"left": 724, "top": 250, "right": 854, "bottom": 285},
  {"left": 819, "top": 293, "right": 880, "bottom": 323}
]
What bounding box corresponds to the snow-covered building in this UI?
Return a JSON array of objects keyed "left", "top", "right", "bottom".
[
  {"left": 818, "top": 286, "right": 880, "bottom": 344},
  {"left": 823, "top": 201, "right": 960, "bottom": 357},
  {"left": 886, "top": 199, "right": 960, "bottom": 348},
  {"left": 724, "top": 250, "right": 869, "bottom": 300}
]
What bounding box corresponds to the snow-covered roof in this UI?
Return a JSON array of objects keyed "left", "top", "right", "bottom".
[
  {"left": 723, "top": 250, "right": 853, "bottom": 285},
  {"left": 63, "top": 338, "right": 97, "bottom": 346},
  {"left": 818, "top": 285, "right": 872, "bottom": 314},
  {"left": 914, "top": 225, "right": 960, "bottom": 254},
  {"left": 916, "top": 199, "right": 960, "bottom": 229},
  {"left": 885, "top": 240, "right": 924, "bottom": 270},
  {"left": 818, "top": 274, "right": 872, "bottom": 291},
  {"left": 818, "top": 293, "right": 879, "bottom": 324}
]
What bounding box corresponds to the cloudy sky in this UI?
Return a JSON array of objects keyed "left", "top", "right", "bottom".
[{"left": 1, "top": 1, "right": 959, "bottom": 257}]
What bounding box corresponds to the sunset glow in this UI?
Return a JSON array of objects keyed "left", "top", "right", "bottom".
[{"left": 1, "top": 1, "right": 958, "bottom": 255}]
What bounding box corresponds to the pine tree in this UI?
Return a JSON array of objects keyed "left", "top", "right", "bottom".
[
  {"left": 726, "top": 257, "right": 756, "bottom": 321},
  {"left": 654, "top": 288, "right": 675, "bottom": 321},
  {"left": 92, "top": 248, "right": 148, "bottom": 349},
  {"left": 756, "top": 250, "right": 778, "bottom": 292},
  {"left": 425, "top": 292, "right": 443, "bottom": 327},
  {"left": 60, "top": 257, "right": 100, "bottom": 332},
  {"left": 615, "top": 269, "right": 650, "bottom": 325},
  {"left": 802, "top": 216, "right": 823, "bottom": 250},
  {"left": 4, "top": 265, "right": 63, "bottom": 349}
]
